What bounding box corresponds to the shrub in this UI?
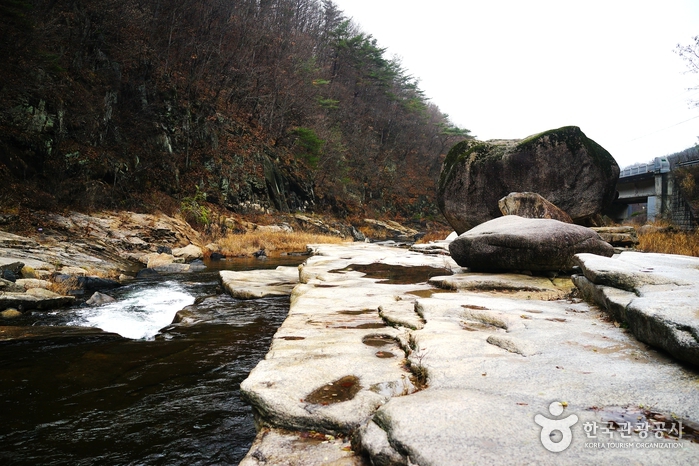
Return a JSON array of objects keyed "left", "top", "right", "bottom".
[{"left": 180, "top": 187, "right": 211, "bottom": 228}]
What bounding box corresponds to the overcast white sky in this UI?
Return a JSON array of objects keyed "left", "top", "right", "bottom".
[{"left": 331, "top": 0, "right": 699, "bottom": 168}]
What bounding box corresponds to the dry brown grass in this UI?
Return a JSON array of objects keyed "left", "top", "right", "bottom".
[
  {"left": 357, "top": 224, "right": 386, "bottom": 240},
  {"left": 47, "top": 276, "right": 80, "bottom": 296},
  {"left": 82, "top": 267, "right": 119, "bottom": 279},
  {"left": 415, "top": 228, "right": 454, "bottom": 244},
  {"left": 637, "top": 227, "right": 699, "bottom": 257},
  {"left": 217, "top": 230, "right": 349, "bottom": 257}
]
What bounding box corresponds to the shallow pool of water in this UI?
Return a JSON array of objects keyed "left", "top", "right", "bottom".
[{"left": 0, "top": 257, "right": 303, "bottom": 465}]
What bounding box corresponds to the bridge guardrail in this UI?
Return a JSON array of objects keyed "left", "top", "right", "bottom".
[{"left": 620, "top": 157, "right": 670, "bottom": 178}]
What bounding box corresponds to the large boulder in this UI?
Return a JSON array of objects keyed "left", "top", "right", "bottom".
[
  {"left": 498, "top": 192, "right": 572, "bottom": 223},
  {"left": 448, "top": 216, "right": 614, "bottom": 272},
  {"left": 438, "top": 126, "right": 619, "bottom": 234}
]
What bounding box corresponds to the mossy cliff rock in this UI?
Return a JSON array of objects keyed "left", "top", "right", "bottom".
[{"left": 438, "top": 126, "right": 620, "bottom": 234}]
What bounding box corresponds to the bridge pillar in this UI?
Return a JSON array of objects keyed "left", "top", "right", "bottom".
[
  {"left": 647, "top": 196, "right": 658, "bottom": 221},
  {"left": 650, "top": 172, "right": 673, "bottom": 221}
]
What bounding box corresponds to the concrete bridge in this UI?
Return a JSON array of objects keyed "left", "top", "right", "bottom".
[{"left": 609, "top": 156, "right": 695, "bottom": 228}]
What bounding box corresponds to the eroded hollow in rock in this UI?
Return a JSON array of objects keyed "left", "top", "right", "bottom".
[
  {"left": 337, "top": 309, "right": 375, "bottom": 315},
  {"left": 329, "top": 263, "right": 453, "bottom": 284},
  {"left": 589, "top": 406, "right": 699, "bottom": 443},
  {"left": 375, "top": 351, "right": 395, "bottom": 358},
  {"left": 333, "top": 323, "right": 385, "bottom": 329},
  {"left": 362, "top": 335, "right": 394, "bottom": 347},
  {"left": 304, "top": 375, "right": 361, "bottom": 405},
  {"left": 407, "top": 288, "right": 452, "bottom": 298}
]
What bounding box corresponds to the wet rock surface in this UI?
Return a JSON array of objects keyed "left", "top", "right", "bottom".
[
  {"left": 240, "top": 242, "right": 698, "bottom": 464},
  {"left": 449, "top": 216, "right": 614, "bottom": 272},
  {"left": 573, "top": 251, "right": 699, "bottom": 366}
]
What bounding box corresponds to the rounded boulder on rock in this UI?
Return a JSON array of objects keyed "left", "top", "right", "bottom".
[
  {"left": 498, "top": 192, "right": 573, "bottom": 223},
  {"left": 438, "top": 126, "right": 619, "bottom": 234},
  {"left": 448, "top": 216, "right": 614, "bottom": 272}
]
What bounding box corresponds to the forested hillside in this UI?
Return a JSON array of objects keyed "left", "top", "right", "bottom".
[{"left": 0, "top": 0, "right": 471, "bottom": 225}]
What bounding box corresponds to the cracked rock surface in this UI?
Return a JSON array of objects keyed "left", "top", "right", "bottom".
[
  {"left": 238, "top": 243, "right": 699, "bottom": 465},
  {"left": 574, "top": 251, "right": 699, "bottom": 367}
]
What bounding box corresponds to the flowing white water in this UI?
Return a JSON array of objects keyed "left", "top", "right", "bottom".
[{"left": 69, "top": 281, "right": 195, "bottom": 339}]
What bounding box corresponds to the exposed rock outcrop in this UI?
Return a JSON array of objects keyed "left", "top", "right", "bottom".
[
  {"left": 359, "top": 219, "right": 421, "bottom": 241},
  {"left": 437, "top": 126, "right": 619, "bottom": 234},
  {"left": 0, "top": 289, "right": 75, "bottom": 312},
  {"left": 573, "top": 251, "right": 699, "bottom": 366},
  {"left": 448, "top": 216, "right": 614, "bottom": 272},
  {"left": 591, "top": 226, "right": 639, "bottom": 248},
  {"left": 238, "top": 242, "right": 699, "bottom": 465}
]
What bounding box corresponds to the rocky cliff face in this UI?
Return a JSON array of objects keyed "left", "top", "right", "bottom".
[{"left": 0, "top": 1, "right": 463, "bottom": 224}]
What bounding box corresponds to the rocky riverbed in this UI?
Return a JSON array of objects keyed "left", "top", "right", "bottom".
[
  {"left": 0, "top": 211, "right": 205, "bottom": 325},
  {"left": 231, "top": 242, "right": 699, "bottom": 465},
  {"left": 2, "top": 212, "right": 698, "bottom": 464}
]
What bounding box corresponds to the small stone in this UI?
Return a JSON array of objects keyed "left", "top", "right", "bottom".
[
  {"left": 1, "top": 308, "right": 22, "bottom": 318},
  {"left": 86, "top": 291, "right": 116, "bottom": 306},
  {"left": 146, "top": 253, "right": 175, "bottom": 268},
  {"left": 172, "top": 244, "right": 204, "bottom": 262}
]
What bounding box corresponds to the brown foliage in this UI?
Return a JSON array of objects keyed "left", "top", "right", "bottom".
[
  {"left": 217, "top": 229, "right": 348, "bottom": 257},
  {"left": 0, "top": 0, "right": 470, "bottom": 222}
]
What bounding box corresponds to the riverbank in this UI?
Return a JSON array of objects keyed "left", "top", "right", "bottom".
[
  {"left": 2, "top": 209, "right": 698, "bottom": 463},
  {"left": 235, "top": 242, "right": 699, "bottom": 465}
]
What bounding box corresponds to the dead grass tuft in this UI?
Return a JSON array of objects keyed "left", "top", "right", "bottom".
[
  {"left": 637, "top": 226, "right": 699, "bottom": 257},
  {"left": 47, "top": 276, "right": 80, "bottom": 296},
  {"left": 415, "top": 228, "right": 454, "bottom": 244},
  {"left": 217, "top": 230, "right": 349, "bottom": 257}
]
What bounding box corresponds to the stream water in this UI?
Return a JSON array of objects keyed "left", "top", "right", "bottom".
[{"left": 0, "top": 257, "right": 304, "bottom": 465}]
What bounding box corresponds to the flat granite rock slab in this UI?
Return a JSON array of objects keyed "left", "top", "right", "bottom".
[
  {"left": 574, "top": 251, "right": 699, "bottom": 366},
  {"left": 429, "top": 272, "right": 571, "bottom": 300},
  {"left": 241, "top": 243, "right": 699, "bottom": 465},
  {"left": 239, "top": 428, "right": 363, "bottom": 466},
  {"left": 240, "top": 279, "right": 432, "bottom": 433},
  {"left": 241, "top": 243, "right": 460, "bottom": 436},
  {"left": 220, "top": 266, "right": 300, "bottom": 299},
  {"left": 359, "top": 291, "right": 699, "bottom": 464},
  {"left": 0, "top": 291, "right": 75, "bottom": 311},
  {"left": 361, "top": 389, "right": 696, "bottom": 466}
]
